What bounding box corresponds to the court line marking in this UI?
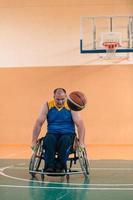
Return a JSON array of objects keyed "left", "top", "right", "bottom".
[
  {"left": 92, "top": 168, "right": 133, "bottom": 170},
  {"left": 0, "top": 184, "right": 133, "bottom": 190},
  {"left": 10, "top": 166, "right": 133, "bottom": 171},
  {"left": 1, "top": 166, "right": 133, "bottom": 187},
  {"left": 56, "top": 191, "right": 70, "bottom": 200},
  {"left": 0, "top": 166, "right": 13, "bottom": 172}
]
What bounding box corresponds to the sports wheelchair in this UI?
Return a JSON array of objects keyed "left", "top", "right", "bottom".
[{"left": 29, "top": 136, "right": 90, "bottom": 181}]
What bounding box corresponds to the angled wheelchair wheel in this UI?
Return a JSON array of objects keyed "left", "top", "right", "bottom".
[
  {"left": 77, "top": 147, "right": 90, "bottom": 177},
  {"left": 29, "top": 138, "right": 43, "bottom": 177}
]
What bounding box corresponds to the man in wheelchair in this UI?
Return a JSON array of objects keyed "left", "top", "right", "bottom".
[{"left": 31, "top": 88, "right": 85, "bottom": 173}]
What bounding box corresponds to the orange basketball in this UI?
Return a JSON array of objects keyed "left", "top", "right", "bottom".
[{"left": 67, "top": 91, "right": 87, "bottom": 111}]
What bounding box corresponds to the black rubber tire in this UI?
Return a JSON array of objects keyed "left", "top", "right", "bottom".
[
  {"left": 77, "top": 146, "right": 90, "bottom": 177},
  {"left": 29, "top": 138, "right": 43, "bottom": 177}
]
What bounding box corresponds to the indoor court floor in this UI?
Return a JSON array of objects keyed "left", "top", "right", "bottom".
[{"left": 1, "top": 151, "right": 133, "bottom": 200}]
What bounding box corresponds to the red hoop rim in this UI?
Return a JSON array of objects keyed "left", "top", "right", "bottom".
[{"left": 103, "top": 42, "right": 120, "bottom": 49}]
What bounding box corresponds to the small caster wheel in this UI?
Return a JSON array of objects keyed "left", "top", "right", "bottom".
[
  {"left": 41, "top": 173, "right": 45, "bottom": 181},
  {"left": 66, "top": 174, "right": 69, "bottom": 182},
  {"left": 30, "top": 172, "right": 35, "bottom": 178}
]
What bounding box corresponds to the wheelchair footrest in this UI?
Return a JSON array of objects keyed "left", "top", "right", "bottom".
[{"left": 29, "top": 169, "right": 85, "bottom": 176}]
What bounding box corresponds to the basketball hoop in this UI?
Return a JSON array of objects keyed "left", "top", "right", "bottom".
[
  {"left": 103, "top": 41, "right": 120, "bottom": 59},
  {"left": 101, "top": 32, "right": 122, "bottom": 59}
]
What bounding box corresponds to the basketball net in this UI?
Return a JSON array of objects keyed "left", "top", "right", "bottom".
[
  {"left": 103, "top": 41, "right": 120, "bottom": 59},
  {"left": 101, "top": 32, "right": 122, "bottom": 60}
]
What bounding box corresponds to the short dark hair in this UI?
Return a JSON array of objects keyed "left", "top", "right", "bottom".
[{"left": 53, "top": 88, "right": 66, "bottom": 94}]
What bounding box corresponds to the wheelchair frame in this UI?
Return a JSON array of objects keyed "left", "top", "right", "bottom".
[{"left": 29, "top": 136, "right": 90, "bottom": 181}]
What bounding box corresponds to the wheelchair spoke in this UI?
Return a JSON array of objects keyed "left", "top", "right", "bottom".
[
  {"left": 29, "top": 138, "right": 43, "bottom": 177},
  {"left": 77, "top": 147, "right": 90, "bottom": 177}
]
